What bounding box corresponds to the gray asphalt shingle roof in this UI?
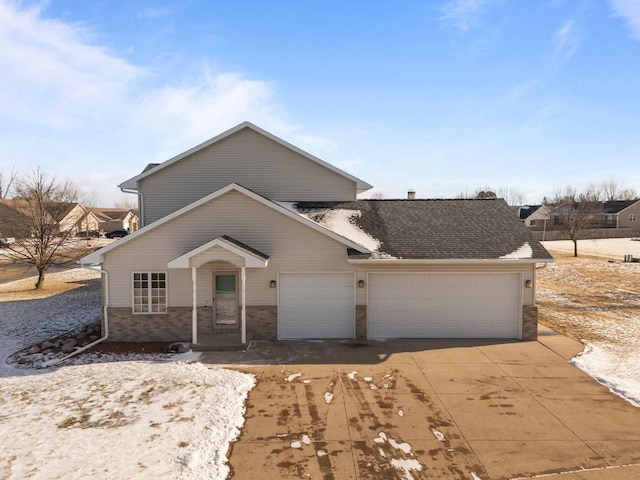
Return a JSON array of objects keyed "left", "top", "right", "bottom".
[{"left": 295, "top": 199, "right": 552, "bottom": 260}]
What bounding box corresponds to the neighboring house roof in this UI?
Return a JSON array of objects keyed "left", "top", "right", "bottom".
[
  {"left": 286, "top": 199, "right": 552, "bottom": 261},
  {"left": 516, "top": 205, "right": 543, "bottom": 220},
  {"left": 81, "top": 183, "right": 372, "bottom": 265},
  {"left": 549, "top": 200, "right": 639, "bottom": 216},
  {"left": 118, "top": 122, "right": 373, "bottom": 193},
  {"left": 47, "top": 202, "right": 83, "bottom": 222},
  {"left": 601, "top": 200, "right": 638, "bottom": 214},
  {"left": 90, "top": 208, "right": 134, "bottom": 221}
]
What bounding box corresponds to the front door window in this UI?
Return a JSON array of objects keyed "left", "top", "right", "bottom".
[{"left": 214, "top": 273, "right": 238, "bottom": 326}]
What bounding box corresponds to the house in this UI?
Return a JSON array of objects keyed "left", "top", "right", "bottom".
[
  {"left": 0, "top": 199, "right": 97, "bottom": 237},
  {"left": 81, "top": 122, "right": 552, "bottom": 346},
  {"left": 515, "top": 205, "right": 550, "bottom": 228},
  {"left": 600, "top": 200, "right": 640, "bottom": 228},
  {"left": 0, "top": 200, "right": 28, "bottom": 238},
  {"left": 48, "top": 203, "right": 91, "bottom": 234},
  {"left": 90, "top": 208, "right": 140, "bottom": 233},
  {"left": 548, "top": 200, "right": 640, "bottom": 229}
]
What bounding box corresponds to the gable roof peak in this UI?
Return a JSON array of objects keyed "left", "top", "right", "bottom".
[{"left": 119, "top": 121, "right": 372, "bottom": 192}]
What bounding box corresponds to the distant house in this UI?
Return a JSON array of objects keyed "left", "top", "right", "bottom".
[
  {"left": 515, "top": 205, "right": 550, "bottom": 228},
  {"left": 46, "top": 203, "right": 89, "bottom": 234},
  {"left": 81, "top": 121, "right": 552, "bottom": 347},
  {"left": 90, "top": 208, "right": 139, "bottom": 233},
  {"left": 600, "top": 200, "right": 640, "bottom": 228},
  {"left": 0, "top": 200, "right": 98, "bottom": 237},
  {"left": 0, "top": 200, "right": 28, "bottom": 238},
  {"left": 548, "top": 200, "right": 640, "bottom": 229}
]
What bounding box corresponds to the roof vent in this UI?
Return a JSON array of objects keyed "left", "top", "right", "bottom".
[{"left": 407, "top": 189, "right": 416, "bottom": 200}]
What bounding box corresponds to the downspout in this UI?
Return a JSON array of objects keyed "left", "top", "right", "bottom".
[
  {"left": 120, "top": 187, "right": 144, "bottom": 227},
  {"left": 42, "top": 265, "right": 109, "bottom": 368},
  {"left": 241, "top": 266, "right": 246, "bottom": 344},
  {"left": 192, "top": 266, "right": 198, "bottom": 345}
]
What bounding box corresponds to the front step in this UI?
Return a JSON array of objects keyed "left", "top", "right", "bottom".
[{"left": 190, "top": 333, "right": 252, "bottom": 351}]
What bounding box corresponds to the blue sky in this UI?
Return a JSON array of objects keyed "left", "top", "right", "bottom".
[{"left": 1, "top": 0, "right": 639, "bottom": 206}]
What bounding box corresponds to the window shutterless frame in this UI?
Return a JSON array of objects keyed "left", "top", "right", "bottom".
[{"left": 132, "top": 271, "right": 167, "bottom": 314}]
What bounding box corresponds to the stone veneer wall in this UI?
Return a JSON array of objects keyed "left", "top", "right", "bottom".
[
  {"left": 356, "top": 305, "right": 367, "bottom": 339},
  {"left": 246, "top": 306, "right": 278, "bottom": 340},
  {"left": 522, "top": 305, "right": 538, "bottom": 341}
]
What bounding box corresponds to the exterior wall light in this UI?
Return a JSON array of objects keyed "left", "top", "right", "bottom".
[
  {"left": 270, "top": 280, "right": 277, "bottom": 288},
  {"left": 524, "top": 280, "right": 533, "bottom": 288},
  {"left": 357, "top": 280, "right": 365, "bottom": 288}
]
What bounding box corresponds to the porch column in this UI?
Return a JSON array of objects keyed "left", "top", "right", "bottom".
[
  {"left": 191, "top": 266, "right": 197, "bottom": 345},
  {"left": 241, "top": 266, "right": 247, "bottom": 344}
]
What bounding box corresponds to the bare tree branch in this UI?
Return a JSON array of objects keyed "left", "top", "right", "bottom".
[
  {"left": 0, "top": 166, "right": 16, "bottom": 199},
  {"left": 3, "top": 167, "right": 94, "bottom": 289},
  {"left": 551, "top": 185, "right": 601, "bottom": 257}
]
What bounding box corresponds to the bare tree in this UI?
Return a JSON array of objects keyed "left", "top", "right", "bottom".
[
  {"left": 455, "top": 187, "right": 497, "bottom": 200},
  {"left": 4, "top": 168, "right": 94, "bottom": 289},
  {"left": 497, "top": 187, "right": 524, "bottom": 206},
  {"left": 600, "top": 178, "right": 637, "bottom": 201},
  {"left": 551, "top": 185, "right": 602, "bottom": 257},
  {"left": 0, "top": 166, "right": 16, "bottom": 199},
  {"left": 114, "top": 197, "right": 138, "bottom": 210}
]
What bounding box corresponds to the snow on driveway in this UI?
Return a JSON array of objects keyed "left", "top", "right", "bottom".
[{"left": 0, "top": 269, "right": 255, "bottom": 479}]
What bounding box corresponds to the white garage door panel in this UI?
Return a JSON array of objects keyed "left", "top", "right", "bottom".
[
  {"left": 279, "top": 273, "right": 355, "bottom": 339},
  {"left": 368, "top": 273, "right": 520, "bottom": 339}
]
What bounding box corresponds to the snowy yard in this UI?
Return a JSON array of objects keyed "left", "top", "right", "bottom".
[
  {"left": 538, "top": 240, "right": 640, "bottom": 407},
  {"left": 0, "top": 269, "right": 254, "bottom": 480},
  {"left": 542, "top": 237, "right": 640, "bottom": 260}
]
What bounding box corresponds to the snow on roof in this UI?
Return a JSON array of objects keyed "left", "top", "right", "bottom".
[
  {"left": 499, "top": 242, "right": 533, "bottom": 259},
  {"left": 278, "top": 202, "right": 391, "bottom": 255},
  {"left": 310, "top": 209, "right": 381, "bottom": 252}
]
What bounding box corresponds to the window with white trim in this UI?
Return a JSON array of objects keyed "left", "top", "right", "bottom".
[
  {"left": 133, "top": 272, "right": 167, "bottom": 313},
  {"left": 630, "top": 213, "right": 637, "bottom": 222}
]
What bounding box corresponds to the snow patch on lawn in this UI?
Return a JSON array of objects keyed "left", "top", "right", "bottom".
[
  {"left": 0, "top": 361, "right": 255, "bottom": 479},
  {"left": 0, "top": 268, "right": 256, "bottom": 479},
  {"left": 572, "top": 342, "right": 640, "bottom": 407}
]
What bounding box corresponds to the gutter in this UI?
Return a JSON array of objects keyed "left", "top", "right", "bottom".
[
  {"left": 120, "top": 186, "right": 144, "bottom": 227},
  {"left": 346, "top": 258, "right": 555, "bottom": 265},
  {"left": 42, "top": 265, "right": 109, "bottom": 368}
]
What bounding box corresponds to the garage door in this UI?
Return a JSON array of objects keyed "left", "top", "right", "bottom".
[
  {"left": 368, "top": 273, "right": 521, "bottom": 339},
  {"left": 279, "top": 273, "right": 355, "bottom": 339}
]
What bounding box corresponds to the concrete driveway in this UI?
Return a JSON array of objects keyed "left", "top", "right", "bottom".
[{"left": 201, "top": 329, "right": 640, "bottom": 480}]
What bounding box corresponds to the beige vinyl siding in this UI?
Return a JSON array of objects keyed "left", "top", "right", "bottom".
[
  {"left": 140, "top": 128, "right": 357, "bottom": 225},
  {"left": 618, "top": 202, "right": 640, "bottom": 228},
  {"left": 102, "top": 190, "right": 354, "bottom": 308}
]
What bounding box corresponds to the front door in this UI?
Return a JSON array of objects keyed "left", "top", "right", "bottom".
[{"left": 213, "top": 272, "right": 238, "bottom": 327}]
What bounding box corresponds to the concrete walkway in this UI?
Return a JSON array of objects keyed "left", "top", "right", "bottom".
[{"left": 201, "top": 331, "right": 640, "bottom": 479}]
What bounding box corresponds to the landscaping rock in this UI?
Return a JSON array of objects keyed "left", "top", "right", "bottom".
[
  {"left": 60, "top": 343, "right": 76, "bottom": 354},
  {"left": 28, "top": 346, "right": 40, "bottom": 354},
  {"left": 89, "top": 335, "right": 99, "bottom": 342},
  {"left": 42, "top": 349, "right": 54, "bottom": 354},
  {"left": 40, "top": 341, "right": 53, "bottom": 350}
]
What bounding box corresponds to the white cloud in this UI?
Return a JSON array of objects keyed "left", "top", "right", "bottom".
[
  {"left": 0, "top": 1, "right": 321, "bottom": 206},
  {"left": 554, "top": 20, "right": 579, "bottom": 62},
  {"left": 440, "top": 0, "right": 490, "bottom": 31},
  {"left": 0, "top": 1, "right": 143, "bottom": 128},
  {"left": 609, "top": 0, "right": 640, "bottom": 39}
]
